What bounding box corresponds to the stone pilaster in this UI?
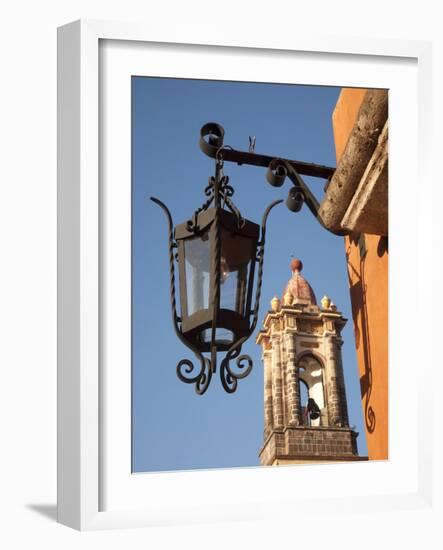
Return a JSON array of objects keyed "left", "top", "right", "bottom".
[
  {"left": 263, "top": 347, "right": 274, "bottom": 438},
  {"left": 333, "top": 336, "right": 350, "bottom": 427},
  {"left": 271, "top": 334, "right": 284, "bottom": 429},
  {"left": 285, "top": 332, "right": 302, "bottom": 426},
  {"left": 325, "top": 335, "right": 345, "bottom": 427},
  {"left": 279, "top": 332, "right": 290, "bottom": 425}
]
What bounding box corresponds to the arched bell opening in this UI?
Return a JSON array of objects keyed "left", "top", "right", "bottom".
[{"left": 298, "top": 354, "right": 326, "bottom": 427}]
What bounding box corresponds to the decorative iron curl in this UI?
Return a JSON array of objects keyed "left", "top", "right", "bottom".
[
  {"left": 185, "top": 167, "right": 246, "bottom": 232},
  {"left": 366, "top": 405, "right": 376, "bottom": 433},
  {"left": 204, "top": 177, "right": 215, "bottom": 196},
  {"left": 364, "top": 365, "right": 376, "bottom": 433},
  {"left": 185, "top": 177, "right": 216, "bottom": 233},
  {"left": 216, "top": 174, "right": 246, "bottom": 228},
  {"left": 177, "top": 355, "right": 212, "bottom": 395},
  {"left": 220, "top": 182, "right": 234, "bottom": 198},
  {"left": 220, "top": 337, "right": 253, "bottom": 394}
]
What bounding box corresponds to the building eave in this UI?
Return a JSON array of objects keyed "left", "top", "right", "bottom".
[{"left": 319, "top": 88, "right": 388, "bottom": 236}]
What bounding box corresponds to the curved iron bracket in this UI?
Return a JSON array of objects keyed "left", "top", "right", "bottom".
[
  {"left": 199, "top": 122, "right": 335, "bottom": 179},
  {"left": 278, "top": 160, "right": 349, "bottom": 237},
  {"left": 250, "top": 199, "right": 283, "bottom": 333},
  {"left": 199, "top": 123, "right": 350, "bottom": 237}
]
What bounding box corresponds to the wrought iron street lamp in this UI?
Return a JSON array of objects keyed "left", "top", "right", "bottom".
[
  {"left": 151, "top": 134, "right": 280, "bottom": 395},
  {"left": 152, "top": 122, "right": 342, "bottom": 395}
]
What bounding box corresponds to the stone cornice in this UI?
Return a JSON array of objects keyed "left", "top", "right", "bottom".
[{"left": 255, "top": 307, "right": 347, "bottom": 344}]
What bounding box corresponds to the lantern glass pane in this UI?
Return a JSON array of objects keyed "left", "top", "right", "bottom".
[
  {"left": 219, "top": 229, "right": 255, "bottom": 316},
  {"left": 201, "top": 328, "right": 234, "bottom": 346},
  {"left": 184, "top": 233, "right": 210, "bottom": 316}
]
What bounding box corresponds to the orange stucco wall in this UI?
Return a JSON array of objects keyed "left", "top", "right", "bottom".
[{"left": 332, "top": 89, "right": 388, "bottom": 460}]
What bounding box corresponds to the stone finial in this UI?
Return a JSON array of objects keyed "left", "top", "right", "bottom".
[
  {"left": 271, "top": 296, "right": 281, "bottom": 311},
  {"left": 283, "top": 291, "right": 293, "bottom": 306},
  {"left": 330, "top": 301, "right": 337, "bottom": 311},
  {"left": 321, "top": 295, "right": 331, "bottom": 309}
]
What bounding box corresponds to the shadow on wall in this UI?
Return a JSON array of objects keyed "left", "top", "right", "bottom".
[{"left": 346, "top": 234, "right": 388, "bottom": 435}]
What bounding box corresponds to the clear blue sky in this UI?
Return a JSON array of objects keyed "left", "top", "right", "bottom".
[{"left": 132, "top": 77, "right": 367, "bottom": 472}]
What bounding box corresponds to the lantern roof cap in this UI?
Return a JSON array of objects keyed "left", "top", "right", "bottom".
[{"left": 283, "top": 258, "right": 317, "bottom": 305}]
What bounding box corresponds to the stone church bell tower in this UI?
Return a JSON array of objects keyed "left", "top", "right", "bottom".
[{"left": 256, "top": 259, "right": 365, "bottom": 465}]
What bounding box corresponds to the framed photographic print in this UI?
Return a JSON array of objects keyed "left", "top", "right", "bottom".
[{"left": 57, "top": 19, "right": 432, "bottom": 531}]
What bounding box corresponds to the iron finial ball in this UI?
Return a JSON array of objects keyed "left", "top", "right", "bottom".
[{"left": 290, "top": 258, "right": 303, "bottom": 272}]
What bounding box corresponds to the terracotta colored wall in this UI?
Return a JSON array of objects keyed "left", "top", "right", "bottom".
[
  {"left": 332, "top": 89, "right": 389, "bottom": 460},
  {"left": 332, "top": 89, "right": 367, "bottom": 159}
]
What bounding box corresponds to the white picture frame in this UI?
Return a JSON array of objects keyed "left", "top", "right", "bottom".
[{"left": 57, "top": 19, "right": 433, "bottom": 531}]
